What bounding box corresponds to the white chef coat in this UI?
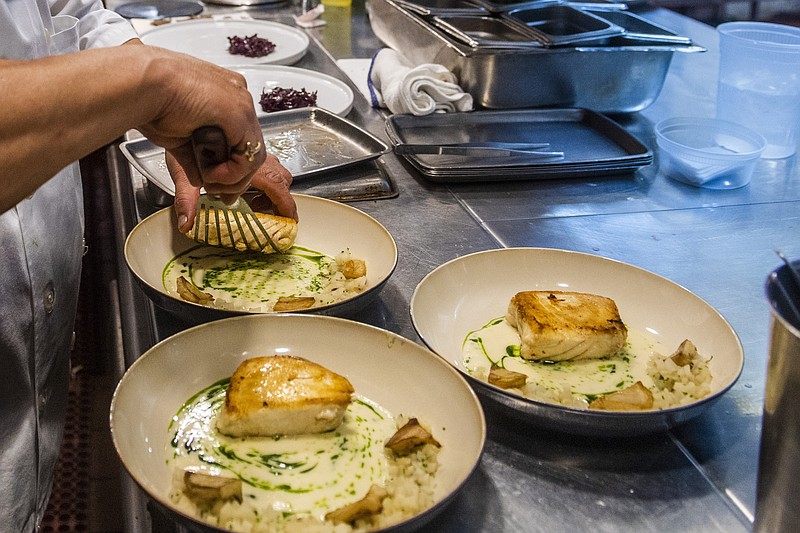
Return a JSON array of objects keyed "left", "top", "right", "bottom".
[{"left": 0, "top": 2, "right": 137, "bottom": 530}]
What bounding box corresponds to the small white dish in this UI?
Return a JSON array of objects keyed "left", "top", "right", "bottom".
[
  {"left": 655, "top": 117, "right": 766, "bottom": 189},
  {"left": 141, "top": 19, "right": 310, "bottom": 66},
  {"left": 228, "top": 65, "right": 355, "bottom": 117},
  {"left": 410, "top": 247, "right": 744, "bottom": 437},
  {"left": 111, "top": 313, "right": 486, "bottom": 531},
  {"left": 124, "top": 194, "right": 397, "bottom": 321}
]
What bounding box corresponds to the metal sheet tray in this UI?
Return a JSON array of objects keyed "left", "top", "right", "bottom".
[
  {"left": 120, "top": 108, "right": 389, "bottom": 195},
  {"left": 385, "top": 108, "right": 653, "bottom": 182}
]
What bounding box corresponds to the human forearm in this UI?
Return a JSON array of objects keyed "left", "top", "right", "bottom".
[
  {"left": 0, "top": 43, "right": 265, "bottom": 214},
  {"left": 0, "top": 46, "right": 163, "bottom": 211}
]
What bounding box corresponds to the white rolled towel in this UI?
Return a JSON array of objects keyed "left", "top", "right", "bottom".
[{"left": 367, "top": 48, "right": 473, "bottom": 115}]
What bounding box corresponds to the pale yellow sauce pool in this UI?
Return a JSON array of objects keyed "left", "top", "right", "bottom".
[
  {"left": 163, "top": 245, "right": 355, "bottom": 312},
  {"left": 167, "top": 378, "right": 396, "bottom": 520},
  {"left": 462, "top": 317, "right": 668, "bottom": 403}
]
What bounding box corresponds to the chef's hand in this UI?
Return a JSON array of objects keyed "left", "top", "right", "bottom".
[
  {"left": 135, "top": 47, "right": 265, "bottom": 202},
  {"left": 167, "top": 151, "right": 297, "bottom": 233}
]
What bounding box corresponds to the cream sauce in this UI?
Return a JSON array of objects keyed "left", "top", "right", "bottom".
[
  {"left": 163, "top": 245, "right": 350, "bottom": 312},
  {"left": 167, "top": 379, "right": 396, "bottom": 520},
  {"left": 462, "top": 317, "right": 667, "bottom": 404}
]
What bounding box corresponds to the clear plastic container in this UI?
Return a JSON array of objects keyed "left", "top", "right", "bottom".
[
  {"left": 717, "top": 22, "right": 800, "bottom": 159},
  {"left": 655, "top": 117, "right": 766, "bottom": 190}
]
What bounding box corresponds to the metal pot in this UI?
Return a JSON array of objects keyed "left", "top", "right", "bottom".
[{"left": 755, "top": 259, "right": 800, "bottom": 532}]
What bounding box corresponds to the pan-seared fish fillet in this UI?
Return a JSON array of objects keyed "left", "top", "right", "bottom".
[
  {"left": 216, "top": 355, "right": 354, "bottom": 437},
  {"left": 506, "top": 291, "right": 627, "bottom": 361},
  {"left": 186, "top": 210, "right": 297, "bottom": 253}
]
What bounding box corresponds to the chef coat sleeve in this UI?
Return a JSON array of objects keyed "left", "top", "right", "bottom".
[{"left": 49, "top": 0, "right": 139, "bottom": 49}]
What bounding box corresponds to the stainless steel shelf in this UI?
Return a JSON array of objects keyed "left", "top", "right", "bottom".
[{"left": 103, "top": 2, "right": 800, "bottom": 531}]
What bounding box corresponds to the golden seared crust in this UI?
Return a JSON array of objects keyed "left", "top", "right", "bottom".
[
  {"left": 217, "top": 355, "right": 354, "bottom": 437},
  {"left": 186, "top": 211, "right": 297, "bottom": 253},
  {"left": 506, "top": 291, "right": 627, "bottom": 361},
  {"left": 226, "top": 355, "right": 354, "bottom": 411}
]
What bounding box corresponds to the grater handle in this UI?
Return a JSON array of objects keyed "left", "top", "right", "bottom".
[{"left": 191, "top": 125, "right": 229, "bottom": 169}]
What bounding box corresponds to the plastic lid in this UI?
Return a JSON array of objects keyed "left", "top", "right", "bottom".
[
  {"left": 655, "top": 117, "right": 766, "bottom": 164},
  {"left": 717, "top": 21, "right": 800, "bottom": 53}
]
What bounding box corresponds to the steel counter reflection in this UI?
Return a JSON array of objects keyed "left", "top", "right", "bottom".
[{"left": 103, "top": 2, "right": 799, "bottom": 532}]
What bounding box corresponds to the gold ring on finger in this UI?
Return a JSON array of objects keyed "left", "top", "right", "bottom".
[{"left": 243, "top": 141, "right": 262, "bottom": 162}]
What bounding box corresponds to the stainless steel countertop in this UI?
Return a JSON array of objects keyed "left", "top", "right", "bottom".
[{"left": 104, "top": 2, "right": 799, "bottom": 531}]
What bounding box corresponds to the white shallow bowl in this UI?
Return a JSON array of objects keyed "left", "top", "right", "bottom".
[
  {"left": 655, "top": 117, "right": 766, "bottom": 189},
  {"left": 111, "top": 314, "right": 486, "bottom": 532},
  {"left": 410, "top": 247, "right": 744, "bottom": 437},
  {"left": 229, "top": 65, "right": 355, "bottom": 117},
  {"left": 124, "top": 194, "right": 397, "bottom": 322}
]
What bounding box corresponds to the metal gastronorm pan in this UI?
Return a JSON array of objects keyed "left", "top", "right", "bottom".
[
  {"left": 463, "top": 0, "right": 625, "bottom": 14},
  {"left": 392, "top": 0, "right": 488, "bottom": 15},
  {"left": 583, "top": 8, "right": 693, "bottom": 45},
  {"left": 430, "top": 14, "right": 548, "bottom": 47},
  {"left": 366, "top": 0, "right": 705, "bottom": 112},
  {"left": 119, "top": 108, "right": 389, "bottom": 195},
  {"left": 504, "top": 4, "right": 625, "bottom": 46}
]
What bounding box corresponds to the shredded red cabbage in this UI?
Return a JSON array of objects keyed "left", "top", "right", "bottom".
[
  {"left": 227, "top": 34, "right": 276, "bottom": 58},
  {"left": 259, "top": 87, "right": 318, "bottom": 113}
]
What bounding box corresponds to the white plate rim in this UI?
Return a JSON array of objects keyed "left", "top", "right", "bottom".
[
  {"left": 110, "top": 313, "right": 487, "bottom": 531},
  {"left": 228, "top": 64, "right": 355, "bottom": 117},
  {"left": 140, "top": 19, "right": 310, "bottom": 66},
  {"left": 409, "top": 246, "right": 745, "bottom": 421},
  {"left": 124, "top": 193, "right": 398, "bottom": 316}
]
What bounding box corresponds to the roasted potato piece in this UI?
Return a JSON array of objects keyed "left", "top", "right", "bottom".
[
  {"left": 670, "top": 339, "right": 699, "bottom": 367},
  {"left": 176, "top": 276, "right": 214, "bottom": 304},
  {"left": 341, "top": 258, "right": 367, "bottom": 279},
  {"left": 488, "top": 365, "right": 528, "bottom": 389},
  {"left": 589, "top": 381, "right": 654, "bottom": 411},
  {"left": 183, "top": 470, "right": 242, "bottom": 505},
  {"left": 385, "top": 418, "right": 441, "bottom": 455},
  {"left": 273, "top": 296, "right": 316, "bottom": 312},
  {"left": 325, "top": 484, "right": 388, "bottom": 524}
]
